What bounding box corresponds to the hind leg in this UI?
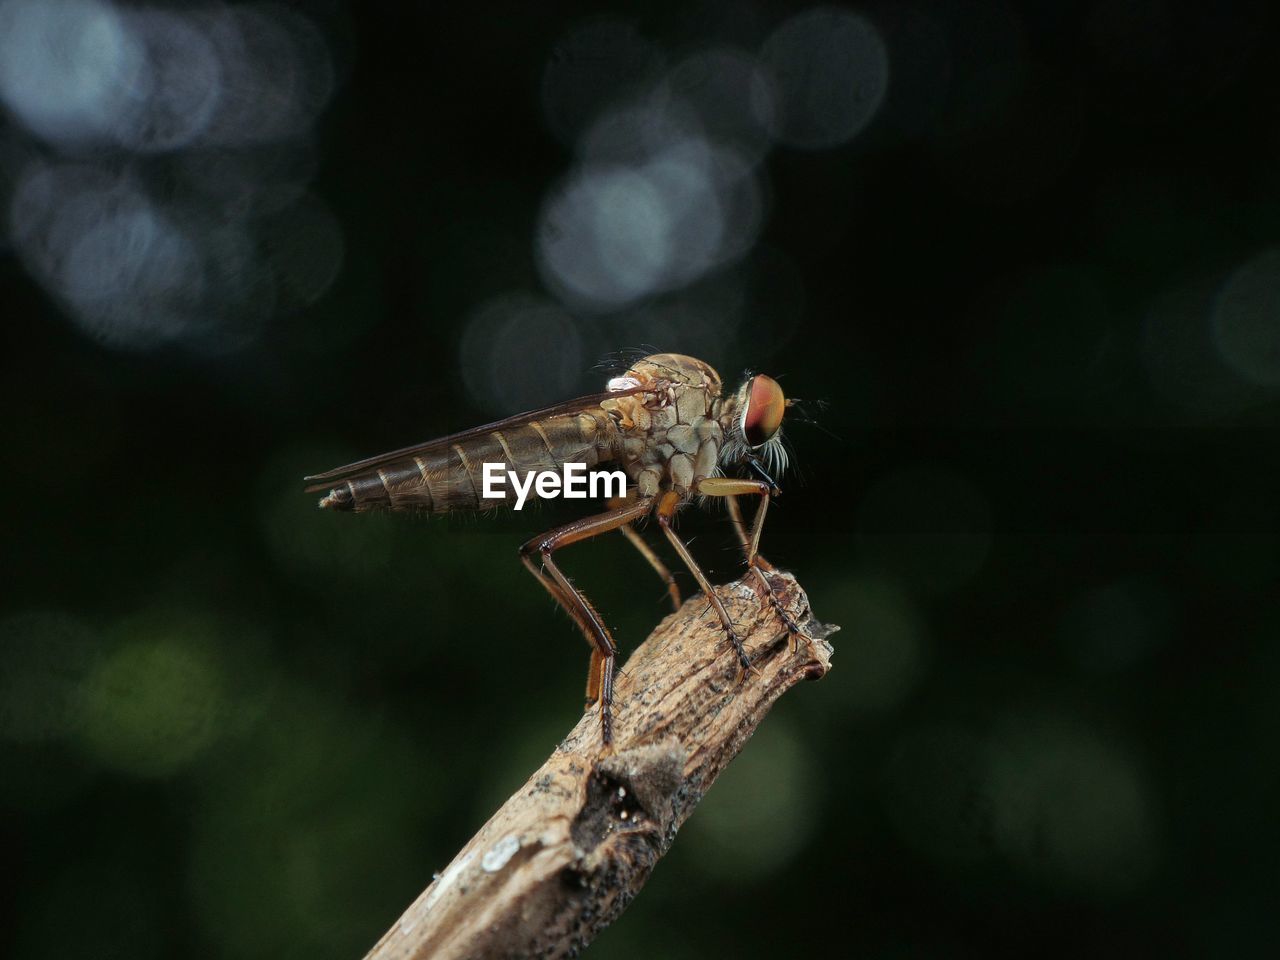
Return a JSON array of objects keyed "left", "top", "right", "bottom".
[{"left": 518, "top": 496, "right": 654, "bottom": 748}]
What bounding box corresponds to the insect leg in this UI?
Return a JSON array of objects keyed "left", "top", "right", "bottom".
[
  {"left": 520, "top": 560, "right": 608, "bottom": 701},
  {"left": 518, "top": 497, "right": 654, "bottom": 747},
  {"left": 699, "top": 478, "right": 772, "bottom": 564},
  {"left": 621, "top": 525, "right": 683, "bottom": 611},
  {"left": 654, "top": 492, "right": 755, "bottom": 674},
  {"left": 724, "top": 494, "right": 776, "bottom": 572},
  {"left": 608, "top": 495, "right": 682, "bottom": 610},
  {"left": 585, "top": 648, "right": 605, "bottom": 705},
  {"left": 697, "top": 477, "right": 807, "bottom": 643}
]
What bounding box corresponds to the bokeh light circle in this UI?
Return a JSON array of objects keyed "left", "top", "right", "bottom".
[
  {"left": 684, "top": 719, "right": 818, "bottom": 879},
  {"left": 759, "top": 7, "right": 890, "bottom": 150},
  {"left": 537, "top": 166, "right": 673, "bottom": 311},
  {"left": 537, "top": 135, "right": 763, "bottom": 312},
  {"left": 199, "top": 2, "right": 335, "bottom": 148},
  {"left": 1211, "top": 248, "right": 1280, "bottom": 387},
  {"left": 9, "top": 162, "right": 206, "bottom": 350},
  {"left": 1, "top": 2, "right": 338, "bottom": 355},
  {"left": 77, "top": 615, "right": 226, "bottom": 778},
  {"left": 459, "top": 292, "right": 586, "bottom": 414},
  {"left": 1142, "top": 277, "right": 1262, "bottom": 416},
  {"left": 986, "top": 715, "right": 1157, "bottom": 896},
  {"left": 0, "top": 0, "right": 145, "bottom": 145},
  {"left": 115, "top": 8, "right": 224, "bottom": 152},
  {"left": 663, "top": 46, "right": 777, "bottom": 163}
]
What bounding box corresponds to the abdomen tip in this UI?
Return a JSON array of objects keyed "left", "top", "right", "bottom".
[{"left": 319, "top": 488, "right": 353, "bottom": 510}]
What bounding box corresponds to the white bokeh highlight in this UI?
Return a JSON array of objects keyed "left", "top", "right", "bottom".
[
  {"left": 538, "top": 130, "right": 763, "bottom": 312},
  {"left": 0, "top": 0, "right": 145, "bottom": 146},
  {"left": 533, "top": 11, "right": 888, "bottom": 326},
  {"left": 0, "top": 0, "right": 340, "bottom": 354}
]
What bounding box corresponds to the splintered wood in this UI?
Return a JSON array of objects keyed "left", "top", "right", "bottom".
[{"left": 363, "top": 571, "right": 835, "bottom": 960}]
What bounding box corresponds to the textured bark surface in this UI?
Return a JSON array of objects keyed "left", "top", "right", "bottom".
[{"left": 363, "top": 572, "right": 836, "bottom": 960}]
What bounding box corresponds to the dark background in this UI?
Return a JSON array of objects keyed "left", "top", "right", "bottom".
[{"left": 3, "top": 1, "right": 1278, "bottom": 957}]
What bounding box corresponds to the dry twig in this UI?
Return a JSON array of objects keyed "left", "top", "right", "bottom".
[{"left": 363, "top": 571, "right": 836, "bottom": 960}]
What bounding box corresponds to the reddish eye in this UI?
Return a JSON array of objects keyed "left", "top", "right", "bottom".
[{"left": 741, "top": 374, "right": 785, "bottom": 447}]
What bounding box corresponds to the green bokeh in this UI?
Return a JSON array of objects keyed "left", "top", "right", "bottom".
[{"left": 76, "top": 612, "right": 227, "bottom": 777}]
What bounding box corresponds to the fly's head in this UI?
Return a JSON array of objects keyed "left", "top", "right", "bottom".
[{"left": 719, "top": 373, "right": 789, "bottom": 491}]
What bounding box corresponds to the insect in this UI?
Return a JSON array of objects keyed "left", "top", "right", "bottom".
[{"left": 304, "top": 353, "right": 803, "bottom": 747}]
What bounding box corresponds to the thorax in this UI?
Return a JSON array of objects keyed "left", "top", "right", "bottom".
[{"left": 605, "top": 385, "right": 725, "bottom": 496}]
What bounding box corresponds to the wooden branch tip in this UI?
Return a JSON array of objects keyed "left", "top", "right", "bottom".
[{"left": 364, "top": 571, "right": 836, "bottom": 960}]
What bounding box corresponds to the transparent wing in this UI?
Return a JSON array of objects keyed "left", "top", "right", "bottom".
[{"left": 303, "top": 385, "right": 652, "bottom": 492}]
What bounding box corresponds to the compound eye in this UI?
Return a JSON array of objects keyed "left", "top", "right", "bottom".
[{"left": 741, "top": 374, "right": 785, "bottom": 448}]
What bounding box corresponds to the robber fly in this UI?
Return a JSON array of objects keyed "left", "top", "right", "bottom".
[{"left": 304, "top": 353, "right": 802, "bottom": 746}]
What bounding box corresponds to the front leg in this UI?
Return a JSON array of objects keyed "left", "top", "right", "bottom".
[
  {"left": 696, "top": 477, "right": 808, "bottom": 644},
  {"left": 654, "top": 492, "right": 755, "bottom": 674},
  {"left": 724, "top": 491, "right": 775, "bottom": 571}
]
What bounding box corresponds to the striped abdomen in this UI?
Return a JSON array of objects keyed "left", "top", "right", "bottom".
[{"left": 319, "top": 412, "right": 616, "bottom": 513}]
